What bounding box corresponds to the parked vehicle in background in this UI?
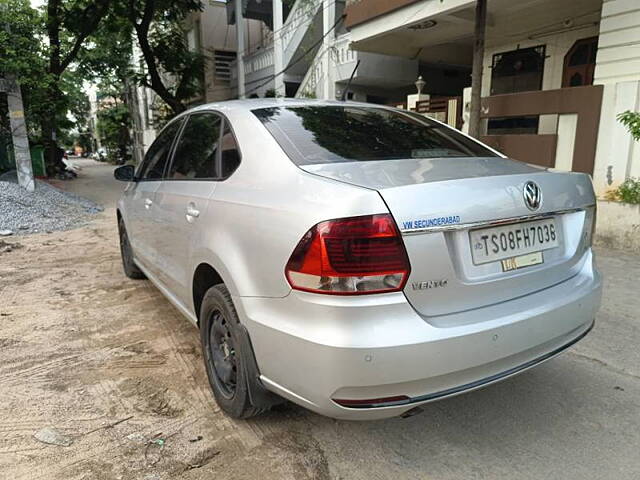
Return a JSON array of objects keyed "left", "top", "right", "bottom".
[{"left": 114, "top": 99, "right": 602, "bottom": 420}]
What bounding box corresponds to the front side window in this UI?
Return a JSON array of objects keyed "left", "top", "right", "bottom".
[
  {"left": 137, "top": 118, "right": 184, "bottom": 180},
  {"left": 253, "top": 106, "right": 495, "bottom": 165},
  {"left": 168, "top": 113, "right": 221, "bottom": 180}
]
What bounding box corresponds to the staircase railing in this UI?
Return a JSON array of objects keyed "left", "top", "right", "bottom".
[
  {"left": 295, "top": 33, "right": 356, "bottom": 98},
  {"left": 296, "top": 47, "right": 325, "bottom": 98},
  {"left": 280, "top": 0, "right": 322, "bottom": 65},
  {"left": 236, "top": 0, "right": 321, "bottom": 79}
]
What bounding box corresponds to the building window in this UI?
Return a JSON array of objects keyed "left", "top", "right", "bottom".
[
  {"left": 487, "top": 116, "right": 539, "bottom": 135},
  {"left": 562, "top": 37, "right": 598, "bottom": 88},
  {"left": 186, "top": 21, "right": 201, "bottom": 53},
  {"left": 214, "top": 50, "right": 237, "bottom": 84},
  {"left": 491, "top": 45, "right": 546, "bottom": 95}
]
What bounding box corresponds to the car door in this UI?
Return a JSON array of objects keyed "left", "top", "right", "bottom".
[
  {"left": 152, "top": 112, "right": 222, "bottom": 306},
  {"left": 126, "top": 118, "right": 184, "bottom": 271}
]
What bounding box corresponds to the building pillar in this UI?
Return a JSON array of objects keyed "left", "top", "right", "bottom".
[
  {"left": 235, "top": 0, "right": 246, "bottom": 99},
  {"left": 273, "top": 0, "right": 285, "bottom": 97},
  {"left": 322, "top": 0, "right": 335, "bottom": 100},
  {"left": 592, "top": 81, "right": 640, "bottom": 193}
]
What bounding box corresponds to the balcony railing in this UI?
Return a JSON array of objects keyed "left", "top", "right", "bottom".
[{"left": 414, "top": 96, "right": 462, "bottom": 129}]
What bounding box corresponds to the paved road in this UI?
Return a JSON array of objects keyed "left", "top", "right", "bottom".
[{"left": 1, "top": 159, "right": 638, "bottom": 479}]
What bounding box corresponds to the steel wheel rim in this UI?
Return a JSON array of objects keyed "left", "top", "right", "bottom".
[{"left": 208, "top": 309, "right": 237, "bottom": 398}]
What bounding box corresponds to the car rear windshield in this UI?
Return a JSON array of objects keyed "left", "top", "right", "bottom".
[{"left": 252, "top": 105, "right": 497, "bottom": 165}]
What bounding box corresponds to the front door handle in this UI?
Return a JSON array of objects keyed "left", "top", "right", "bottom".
[
  {"left": 144, "top": 198, "right": 153, "bottom": 209},
  {"left": 186, "top": 204, "right": 200, "bottom": 222}
]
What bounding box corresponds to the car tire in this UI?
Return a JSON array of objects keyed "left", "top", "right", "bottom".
[
  {"left": 200, "top": 284, "right": 270, "bottom": 419},
  {"left": 118, "top": 217, "right": 146, "bottom": 280}
]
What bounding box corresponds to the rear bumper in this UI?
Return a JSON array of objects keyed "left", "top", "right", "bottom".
[{"left": 236, "top": 251, "right": 602, "bottom": 420}]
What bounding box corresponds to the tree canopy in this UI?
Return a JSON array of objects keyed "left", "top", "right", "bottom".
[
  {"left": 120, "top": 0, "right": 206, "bottom": 114},
  {"left": 2, "top": 0, "right": 211, "bottom": 174}
]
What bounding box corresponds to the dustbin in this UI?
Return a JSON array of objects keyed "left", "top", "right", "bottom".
[
  {"left": 0, "top": 143, "right": 47, "bottom": 177},
  {"left": 30, "top": 145, "right": 46, "bottom": 177},
  {"left": 0, "top": 138, "right": 13, "bottom": 172}
]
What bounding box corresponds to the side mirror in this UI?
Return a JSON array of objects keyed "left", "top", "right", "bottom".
[{"left": 114, "top": 165, "right": 136, "bottom": 182}]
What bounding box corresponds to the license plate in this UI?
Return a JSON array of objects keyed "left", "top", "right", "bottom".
[{"left": 469, "top": 218, "right": 559, "bottom": 265}]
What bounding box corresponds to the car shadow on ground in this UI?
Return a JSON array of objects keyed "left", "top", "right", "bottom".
[{"left": 245, "top": 354, "right": 633, "bottom": 478}]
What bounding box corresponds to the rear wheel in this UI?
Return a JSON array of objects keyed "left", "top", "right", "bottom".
[
  {"left": 118, "top": 217, "right": 145, "bottom": 280},
  {"left": 200, "top": 284, "right": 270, "bottom": 418}
]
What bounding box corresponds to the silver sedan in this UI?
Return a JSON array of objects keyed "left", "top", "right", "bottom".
[{"left": 114, "top": 99, "right": 602, "bottom": 420}]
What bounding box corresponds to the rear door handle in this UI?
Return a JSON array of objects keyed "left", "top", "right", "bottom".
[
  {"left": 144, "top": 198, "right": 153, "bottom": 209},
  {"left": 186, "top": 204, "right": 200, "bottom": 222}
]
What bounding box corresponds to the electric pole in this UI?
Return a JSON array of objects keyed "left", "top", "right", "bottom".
[
  {"left": 1, "top": 76, "right": 35, "bottom": 192},
  {"left": 1, "top": 2, "right": 35, "bottom": 191},
  {"left": 468, "top": 0, "right": 487, "bottom": 139}
]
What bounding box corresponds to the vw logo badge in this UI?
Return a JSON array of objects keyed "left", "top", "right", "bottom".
[{"left": 523, "top": 181, "right": 542, "bottom": 211}]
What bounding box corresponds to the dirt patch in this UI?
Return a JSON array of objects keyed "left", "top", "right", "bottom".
[
  {"left": 0, "top": 240, "right": 23, "bottom": 254},
  {"left": 3, "top": 160, "right": 638, "bottom": 480},
  {"left": 119, "top": 377, "right": 184, "bottom": 418},
  {"left": 269, "top": 430, "right": 331, "bottom": 480},
  {"left": 0, "top": 204, "right": 330, "bottom": 480}
]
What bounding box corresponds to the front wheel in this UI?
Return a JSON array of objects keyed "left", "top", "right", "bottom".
[{"left": 200, "top": 284, "right": 270, "bottom": 418}]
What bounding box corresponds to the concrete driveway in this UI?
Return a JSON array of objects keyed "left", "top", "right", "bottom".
[{"left": 0, "top": 159, "right": 638, "bottom": 479}]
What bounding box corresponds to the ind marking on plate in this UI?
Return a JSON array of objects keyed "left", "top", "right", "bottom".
[{"left": 501, "top": 252, "right": 543, "bottom": 272}]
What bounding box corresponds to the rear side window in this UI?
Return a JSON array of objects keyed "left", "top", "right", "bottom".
[
  {"left": 220, "top": 121, "right": 241, "bottom": 178},
  {"left": 168, "top": 113, "right": 221, "bottom": 179},
  {"left": 252, "top": 106, "right": 496, "bottom": 165},
  {"left": 138, "top": 118, "right": 184, "bottom": 180}
]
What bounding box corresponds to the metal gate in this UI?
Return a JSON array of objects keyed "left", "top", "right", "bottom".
[{"left": 414, "top": 97, "right": 463, "bottom": 130}]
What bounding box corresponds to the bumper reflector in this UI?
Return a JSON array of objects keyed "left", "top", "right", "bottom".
[{"left": 332, "top": 395, "right": 411, "bottom": 408}]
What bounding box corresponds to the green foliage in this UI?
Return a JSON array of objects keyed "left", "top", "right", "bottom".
[
  {"left": 0, "top": 0, "right": 50, "bottom": 139},
  {"left": 617, "top": 178, "right": 640, "bottom": 205},
  {"left": 77, "top": 13, "right": 134, "bottom": 82},
  {"left": 116, "top": 0, "right": 206, "bottom": 113},
  {"left": 299, "top": 90, "right": 317, "bottom": 99},
  {"left": 97, "top": 102, "right": 131, "bottom": 163},
  {"left": 0, "top": 0, "right": 94, "bottom": 150},
  {"left": 147, "top": 18, "right": 205, "bottom": 102},
  {"left": 0, "top": 0, "right": 46, "bottom": 85},
  {"left": 93, "top": 73, "right": 133, "bottom": 161},
  {"left": 617, "top": 111, "right": 640, "bottom": 142}
]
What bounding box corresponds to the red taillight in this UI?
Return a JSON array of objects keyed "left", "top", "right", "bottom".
[{"left": 285, "top": 214, "right": 410, "bottom": 295}]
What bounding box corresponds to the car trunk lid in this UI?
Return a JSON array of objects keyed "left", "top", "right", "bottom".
[{"left": 302, "top": 158, "right": 596, "bottom": 320}]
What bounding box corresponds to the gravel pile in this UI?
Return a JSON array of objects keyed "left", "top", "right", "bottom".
[{"left": 0, "top": 171, "right": 103, "bottom": 236}]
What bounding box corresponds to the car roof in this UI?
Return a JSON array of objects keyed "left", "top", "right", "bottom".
[{"left": 186, "top": 98, "right": 390, "bottom": 115}]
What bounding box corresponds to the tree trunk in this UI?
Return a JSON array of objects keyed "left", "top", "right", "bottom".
[
  {"left": 131, "top": 0, "right": 187, "bottom": 115},
  {"left": 44, "top": 0, "right": 63, "bottom": 174},
  {"left": 468, "top": 0, "right": 487, "bottom": 139},
  {"left": 42, "top": 79, "right": 66, "bottom": 175},
  {"left": 41, "top": 0, "right": 111, "bottom": 175}
]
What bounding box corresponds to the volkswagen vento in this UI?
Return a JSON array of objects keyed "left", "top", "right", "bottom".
[{"left": 115, "top": 99, "right": 602, "bottom": 420}]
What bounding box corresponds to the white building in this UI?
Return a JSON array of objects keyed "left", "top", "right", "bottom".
[
  {"left": 342, "top": 0, "right": 640, "bottom": 196},
  {"left": 227, "top": 0, "right": 419, "bottom": 101},
  {"left": 183, "top": 2, "right": 266, "bottom": 103},
  {"left": 128, "top": 43, "right": 161, "bottom": 164},
  {"left": 130, "top": 0, "right": 640, "bottom": 197},
  {"left": 128, "top": 4, "right": 265, "bottom": 159}
]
